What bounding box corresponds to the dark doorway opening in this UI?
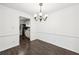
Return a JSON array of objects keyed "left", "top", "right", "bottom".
[{"left": 19, "top": 16, "right": 30, "bottom": 54}]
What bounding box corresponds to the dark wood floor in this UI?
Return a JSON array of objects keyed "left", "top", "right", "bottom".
[{"left": 0, "top": 38, "right": 79, "bottom": 55}]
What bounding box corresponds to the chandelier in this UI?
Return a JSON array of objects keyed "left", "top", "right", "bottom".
[{"left": 34, "top": 3, "right": 48, "bottom": 21}]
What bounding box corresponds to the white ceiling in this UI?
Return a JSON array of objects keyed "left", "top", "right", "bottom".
[{"left": 0, "top": 3, "right": 78, "bottom": 15}]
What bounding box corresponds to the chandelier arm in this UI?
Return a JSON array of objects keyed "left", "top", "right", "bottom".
[
  {"left": 34, "top": 17, "right": 37, "bottom": 21},
  {"left": 44, "top": 17, "right": 47, "bottom": 21}
]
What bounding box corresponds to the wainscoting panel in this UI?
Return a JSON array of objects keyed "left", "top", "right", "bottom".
[
  {"left": 36, "top": 32, "right": 79, "bottom": 53},
  {"left": 0, "top": 34, "right": 19, "bottom": 52}
]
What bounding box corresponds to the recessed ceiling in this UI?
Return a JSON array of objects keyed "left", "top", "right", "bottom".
[{"left": 0, "top": 3, "right": 78, "bottom": 15}]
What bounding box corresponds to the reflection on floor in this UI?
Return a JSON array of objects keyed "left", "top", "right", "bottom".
[{"left": 0, "top": 39, "right": 79, "bottom": 55}]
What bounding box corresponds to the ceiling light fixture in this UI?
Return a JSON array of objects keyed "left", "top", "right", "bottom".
[{"left": 34, "top": 3, "right": 48, "bottom": 21}]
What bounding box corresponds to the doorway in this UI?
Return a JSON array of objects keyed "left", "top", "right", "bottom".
[
  {"left": 19, "top": 16, "right": 30, "bottom": 54},
  {"left": 19, "top": 16, "right": 30, "bottom": 38}
]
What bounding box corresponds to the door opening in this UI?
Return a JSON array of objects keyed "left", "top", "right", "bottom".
[
  {"left": 19, "top": 16, "right": 30, "bottom": 54},
  {"left": 19, "top": 16, "right": 30, "bottom": 38}
]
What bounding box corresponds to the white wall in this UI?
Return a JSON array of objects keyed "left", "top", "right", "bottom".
[
  {"left": 36, "top": 4, "right": 79, "bottom": 53},
  {"left": 1, "top": 3, "right": 79, "bottom": 54},
  {"left": 30, "top": 17, "right": 37, "bottom": 41},
  {"left": 0, "top": 5, "right": 31, "bottom": 51}
]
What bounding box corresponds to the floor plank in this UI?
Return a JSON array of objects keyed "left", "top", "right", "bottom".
[{"left": 0, "top": 39, "right": 78, "bottom": 55}]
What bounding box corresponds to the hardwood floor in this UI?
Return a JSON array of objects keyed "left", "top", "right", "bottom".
[
  {"left": 0, "top": 38, "right": 79, "bottom": 55},
  {"left": 30, "top": 39, "right": 79, "bottom": 55}
]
